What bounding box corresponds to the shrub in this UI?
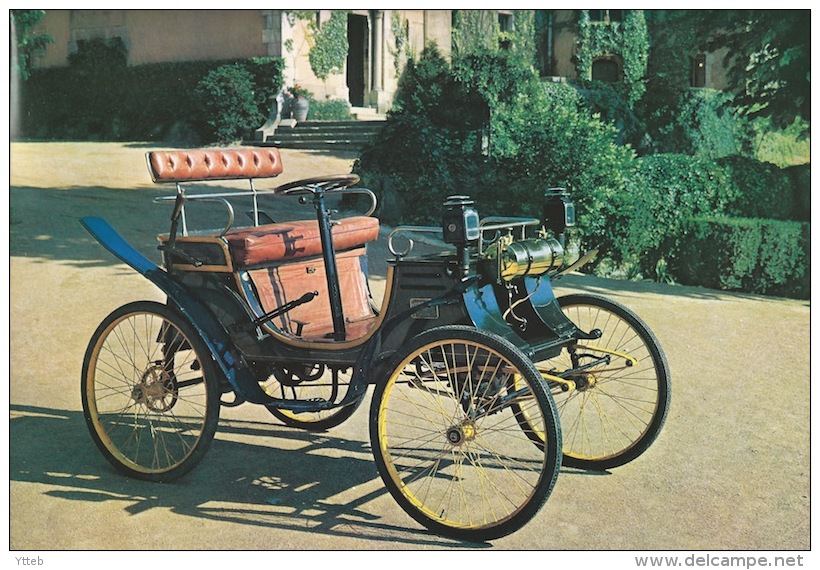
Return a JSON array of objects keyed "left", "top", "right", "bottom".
[
  {"left": 194, "top": 64, "right": 266, "bottom": 144},
  {"left": 490, "top": 77, "right": 634, "bottom": 254},
  {"left": 356, "top": 46, "right": 633, "bottom": 240},
  {"left": 639, "top": 88, "right": 743, "bottom": 158},
  {"left": 716, "top": 155, "right": 795, "bottom": 220},
  {"left": 677, "top": 217, "right": 810, "bottom": 298},
  {"left": 18, "top": 57, "right": 283, "bottom": 143},
  {"left": 785, "top": 164, "right": 810, "bottom": 222},
  {"left": 609, "top": 154, "right": 732, "bottom": 277},
  {"left": 307, "top": 98, "right": 353, "bottom": 121},
  {"left": 575, "top": 81, "right": 646, "bottom": 148},
  {"left": 355, "top": 46, "right": 490, "bottom": 224},
  {"left": 243, "top": 57, "right": 287, "bottom": 117}
]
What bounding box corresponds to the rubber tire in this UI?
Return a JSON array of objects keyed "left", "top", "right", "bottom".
[
  {"left": 81, "top": 301, "right": 221, "bottom": 482},
  {"left": 553, "top": 293, "right": 671, "bottom": 470},
  {"left": 370, "top": 325, "right": 562, "bottom": 542}
]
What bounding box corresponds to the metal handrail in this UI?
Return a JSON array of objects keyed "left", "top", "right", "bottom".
[
  {"left": 154, "top": 185, "right": 378, "bottom": 234},
  {"left": 478, "top": 217, "right": 541, "bottom": 254}
]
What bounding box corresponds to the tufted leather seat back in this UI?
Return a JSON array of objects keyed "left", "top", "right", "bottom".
[{"left": 147, "top": 148, "right": 283, "bottom": 182}]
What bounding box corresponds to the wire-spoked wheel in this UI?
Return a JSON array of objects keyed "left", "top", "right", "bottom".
[
  {"left": 81, "top": 301, "right": 221, "bottom": 481},
  {"left": 370, "top": 325, "right": 562, "bottom": 542},
  {"left": 544, "top": 294, "right": 671, "bottom": 471}
]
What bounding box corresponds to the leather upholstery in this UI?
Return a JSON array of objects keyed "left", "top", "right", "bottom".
[
  {"left": 225, "top": 216, "right": 379, "bottom": 268},
  {"left": 248, "top": 247, "right": 377, "bottom": 340},
  {"left": 147, "top": 148, "right": 283, "bottom": 182}
]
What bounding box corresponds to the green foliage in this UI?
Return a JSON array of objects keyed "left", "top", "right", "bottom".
[
  {"left": 356, "top": 46, "right": 489, "bottom": 223},
  {"left": 357, "top": 46, "right": 633, "bottom": 246},
  {"left": 610, "top": 153, "right": 733, "bottom": 277},
  {"left": 194, "top": 64, "right": 264, "bottom": 144},
  {"left": 19, "top": 58, "right": 283, "bottom": 143},
  {"left": 716, "top": 155, "right": 795, "bottom": 220},
  {"left": 640, "top": 88, "right": 743, "bottom": 158},
  {"left": 243, "top": 57, "right": 287, "bottom": 113},
  {"left": 576, "top": 10, "right": 649, "bottom": 106},
  {"left": 306, "top": 10, "right": 349, "bottom": 81},
  {"left": 488, "top": 78, "right": 634, "bottom": 253},
  {"left": 452, "top": 10, "right": 500, "bottom": 55},
  {"left": 700, "top": 10, "right": 810, "bottom": 133},
  {"left": 452, "top": 10, "right": 537, "bottom": 66},
  {"left": 785, "top": 164, "right": 810, "bottom": 222},
  {"left": 306, "top": 98, "right": 353, "bottom": 121},
  {"left": 602, "top": 153, "right": 806, "bottom": 289},
  {"left": 751, "top": 117, "right": 811, "bottom": 167},
  {"left": 677, "top": 217, "right": 810, "bottom": 298},
  {"left": 452, "top": 50, "right": 534, "bottom": 111},
  {"left": 389, "top": 12, "right": 412, "bottom": 76},
  {"left": 11, "top": 9, "right": 54, "bottom": 80},
  {"left": 575, "top": 81, "right": 645, "bottom": 148},
  {"left": 68, "top": 37, "right": 128, "bottom": 70},
  {"left": 639, "top": 10, "right": 809, "bottom": 160}
]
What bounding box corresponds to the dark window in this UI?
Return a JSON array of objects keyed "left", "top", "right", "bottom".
[
  {"left": 589, "top": 10, "right": 624, "bottom": 23},
  {"left": 692, "top": 53, "right": 707, "bottom": 87},
  {"left": 592, "top": 58, "right": 620, "bottom": 82},
  {"left": 498, "top": 12, "right": 514, "bottom": 33},
  {"left": 498, "top": 11, "right": 514, "bottom": 50}
]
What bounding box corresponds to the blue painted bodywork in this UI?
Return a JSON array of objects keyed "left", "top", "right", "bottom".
[
  {"left": 81, "top": 216, "right": 278, "bottom": 405},
  {"left": 524, "top": 276, "right": 580, "bottom": 338},
  {"left": 463, "top": 281, "right": 535, "bottom": 358}
]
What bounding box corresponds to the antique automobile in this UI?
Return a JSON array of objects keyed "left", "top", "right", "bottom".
[{"left": 80, "top": 147, "right": 670, "bottom": 542}]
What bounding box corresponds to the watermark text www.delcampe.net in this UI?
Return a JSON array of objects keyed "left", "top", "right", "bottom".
[{"left": 635, "top": 554, "right": 805, "bottom": 568}]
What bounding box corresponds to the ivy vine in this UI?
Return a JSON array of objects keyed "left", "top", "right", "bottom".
[
  {"left": 288, "top": 10, "right": 350, "bottom": 82},
  {"left": 389, "top": 11, "right": 412, "bottom": 76},
  {"left": 451, "top": 9, "right": 537, "bottom": 66},
  {"left": 576, "top": 9, "right": 648, "bottom": 105}
]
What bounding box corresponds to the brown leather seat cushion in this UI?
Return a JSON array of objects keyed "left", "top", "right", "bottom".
[
  {"left": 225, "top": 216, "right": 379, "bottom": 268},
  {"left": 147, "top": 148, "right": 283, "bottom": 182}
]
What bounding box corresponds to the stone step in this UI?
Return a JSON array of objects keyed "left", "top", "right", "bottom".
[
  {"left": 260, "top": 119, "right": 385, "bottom": 150},
  {"left": 282, "top": 121, "right": 384, "bottom": 132}
]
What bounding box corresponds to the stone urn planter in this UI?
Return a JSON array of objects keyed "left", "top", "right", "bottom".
[{"left": 292, "top": 96, "right": 309, "bottom": 122}]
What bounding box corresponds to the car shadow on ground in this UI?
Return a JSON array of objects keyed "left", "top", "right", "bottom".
[{"left": 10, "top": 404, "right": 490, "bottom": 549}]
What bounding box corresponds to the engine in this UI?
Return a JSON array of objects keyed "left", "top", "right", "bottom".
[{"left": 481, "top": 233, "right": 565, "bottom": 282}]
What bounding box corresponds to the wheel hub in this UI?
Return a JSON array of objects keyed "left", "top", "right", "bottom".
[
  {"left": 570, "top": 373, "right": 598, "bottom": 392},
  {"left": 446, "top": 421, "right": 476, "bottom": 446},
  {"left": 133, "top": 362, "right": 177, "bottom": 411}
]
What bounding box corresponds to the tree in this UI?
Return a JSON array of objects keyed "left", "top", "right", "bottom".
[
  {"left": 700, "top": 10, "right": 810, "bottom": 132},
  {"left": 11, "top": 9, "right": 54, "bottom": 80}
]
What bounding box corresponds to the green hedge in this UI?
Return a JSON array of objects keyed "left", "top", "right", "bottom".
[
  {"left": 18, "top": 57, "right": 284, "bottom": 143},
  {"left": 676, "top": 217, "right": 810, "bottom": 299},
  {"left": 716, "top": 155, "right": 796, "bottom": 220},
  {"left": 609, "top": 153, "right": 806, "bottom": 281},
  {"left": 785, "top": 164, "right": 811, "bottom": 222},
  {"left": 612, "top": 154, "right": 733, "bottom": 275}
]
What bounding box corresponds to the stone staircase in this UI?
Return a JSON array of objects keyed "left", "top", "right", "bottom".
[{"left": 257, "top": 107, "right": 386, "bottom": 151}]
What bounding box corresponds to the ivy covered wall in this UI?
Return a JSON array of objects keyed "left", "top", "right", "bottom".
[{"left": 575, "top": 9, "right": 649, "bottom": 105}]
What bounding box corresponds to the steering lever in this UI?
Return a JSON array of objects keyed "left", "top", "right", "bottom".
[{"left": 253, "top": 291, "right": 319, "bottom": 327}]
